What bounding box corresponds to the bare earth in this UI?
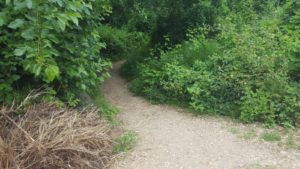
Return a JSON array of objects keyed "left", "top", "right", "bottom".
[{"left": 102, "top": 62, "right": 300, "bottom": 169}]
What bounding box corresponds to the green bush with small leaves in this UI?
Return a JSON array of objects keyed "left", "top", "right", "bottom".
[{"left": 126, "top": 0, "right": 300, "bottom": 127}]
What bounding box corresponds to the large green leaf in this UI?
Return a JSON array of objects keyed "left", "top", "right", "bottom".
[
  {"left": 67, "top": 12, "right": 81, "bottom": 26},
  {"left": 57, "top": 14, "right": 68, "bottom": 31},
  {"left": 14, "top": 1, "right": 28, "bottom": 10},
  {"left": 14, "top": 47, "right": 27, "bottom": 56},
  {"left": 8, "top": 19, "right": 25, "bottom": 29},
  {"left": 26, "top": 0, "right": 33, "bottom": 8},
  {"left": 21, "top": 28, "right": 35, "bottom": 40},
  {"left": 45, "top": 65, "right": 60, "bottom": 82}
]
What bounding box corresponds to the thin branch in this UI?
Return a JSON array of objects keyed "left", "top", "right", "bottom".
[{"left": 0, "top": 111, "right": 35, "bottom": 142}]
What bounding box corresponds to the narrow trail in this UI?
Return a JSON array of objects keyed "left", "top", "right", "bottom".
[{"left": 102, "top": 62, "right": 300, "bottom": 169}]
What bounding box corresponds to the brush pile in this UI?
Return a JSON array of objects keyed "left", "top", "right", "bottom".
[{"left": 0, "top": 102, "right": 113, "bottom": 169}]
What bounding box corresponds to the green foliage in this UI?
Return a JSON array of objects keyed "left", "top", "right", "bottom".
[
  {"left": 107, "top": 0, "right": 225, "bottom": 47},
  {"left": 91, "top": 88, "right": 119, "bottom": 123},
  {"left": 124, "top": 0, "right": 300, "bottom": 127},
  {"left": 242, "top": 128, "right": 257, "bottom": 140},
  {"left": 240, "top": 89, "right": 276, "bottom": 126},
  {"left": 285, "top": 131, "right": 298, "bottom": 148},
  {"left": 283, "top": 1, "right": 300, "bottom": 81},
  {"left": 113, "top": 131, "right": 137, "bottom": 153},
  {"left": 100, "top": 25, "right": 128, "bottom": 60},
  {"left": 99, "top": 26, "right": 149, "bottom": 61},
  {"left": 128, "top": 60, "right": 167, "bottom": 102},
  {"left": 260, "top": 131, "right": 281, "bottom": 142},
  {"left": 0, "top": 0, "right": 112, "bottom": 105},
  {"left": 119, "top": 33, "right": 150, "bottom": 79},
  {"left": 97, "top": 25, "right": 150, "bottom": 80}
]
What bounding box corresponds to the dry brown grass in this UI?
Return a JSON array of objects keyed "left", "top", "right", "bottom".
[{"left": 0, "top": 102, "right": 113, "bottom": 169}]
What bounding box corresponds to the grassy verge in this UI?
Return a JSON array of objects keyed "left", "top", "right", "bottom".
[
  {"left": 227, "top": 124, "right": 300, "bottom": 150},
  {"left": 260, "top": 131, "right": 281, "bottom": 142},
  {"left": 92, "top": 87, "right": 137, "bottom": 154},
  {"left": 91, "top": 88, "right": 119, "bottom": 126}
]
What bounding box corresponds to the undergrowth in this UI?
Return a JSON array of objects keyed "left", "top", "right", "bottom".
[{"left": 122, "top": 2, "right": 300, "bottom": 128}]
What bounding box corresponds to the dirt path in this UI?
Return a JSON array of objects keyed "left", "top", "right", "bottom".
[{"left": 102, "top": 62, "right": 300, "bottom": 169}]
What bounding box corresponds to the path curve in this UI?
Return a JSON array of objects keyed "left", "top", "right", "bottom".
[{"left": 102, "top": 61, "right": 300, "bottom": 169}]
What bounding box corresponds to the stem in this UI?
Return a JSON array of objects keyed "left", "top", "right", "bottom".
[{"left": 0, "top": 111, "right": 35, "bottom": 142}]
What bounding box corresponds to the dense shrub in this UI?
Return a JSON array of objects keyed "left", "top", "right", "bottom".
[
  {"left": 107, "top": 0, "right": 226, "bottom": 48},
  {"left": 126, "top": 1, "right": 300, "bottom": 127},
  {"left": 100, "top": 26, "right": 133, "bottom": 60},
  {"left": 0, "top": 1, "right": 111, "bottom": 105},
  {"left": 283, "top": 1, "right": 300, "bottom": 81},
  {"left": 119, "top": 33, "right": 150, "bottom": 79},
  {"left": 98, "top": 25, "right": 150, "bottom": 79}
]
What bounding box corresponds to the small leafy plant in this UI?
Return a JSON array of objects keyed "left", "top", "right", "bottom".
[{"left": 113, "top": 131, "right": 137, "bottom": 153}]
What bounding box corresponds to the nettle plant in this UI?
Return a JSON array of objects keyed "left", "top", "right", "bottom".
[{"left": 0, "top": 0, "right": 111, "bottom": 105}]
